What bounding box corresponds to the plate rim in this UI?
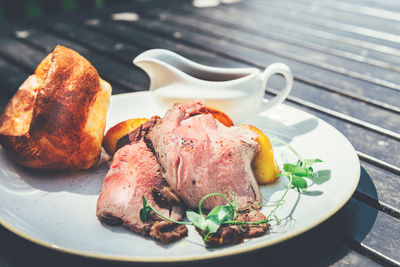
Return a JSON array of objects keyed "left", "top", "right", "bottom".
[{"left": 0, "top": 91, "right": 361, "bottom": 263}]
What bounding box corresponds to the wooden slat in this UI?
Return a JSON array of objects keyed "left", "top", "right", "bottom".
[
  {"left": 0, "top": 42, "right": 127, "bottom": 112},
  {"left": 249, "top": 0, "right": 400, "bottom": 48},
  {"left": 180, "top": 4, "right": 400, "bottom": 72},
  {"left": 176, "top": 3, "right": 399, "bottom": 77},
  {"left": 287, "top": 83, "right": 400, "bottom": 133},
  {"left": 40, "top": 23, "right": 145, "bottom": 65},
  {"left": 335, "top": 0, "right": 400, "bottom": 12},
  {"left": 139, "top": 6, "right": 400, "bottom": 103},
  {"left": 0, "top": 58, "right": 29, "bottom": 97},
  {"left": 279, "top": 0, "right": 400, "bottom": 32},
  {"left": 216, "top": 4, "right": 400, "bottom": 59},
  {"left": 283, "top": 98, "right": 400, "bottom": 166},
  {"left": 44, "top": 20, "right": 242, "bottom": 69},
  {"left": 39, "top": 0, "right": 61, "bottom": 14},
  {"left": 323, "top": 198, "right": 400, "bottom": 266},
  {"left": 0, "top": 30, "right": 137, "bottom": 97},
  {"left": 11, "top": 28, "right": 147, "bottom": 93},
  {"left": 150, "top": 6, "right": 400, "bottom": 88},
  {"left": 0, "top": 37, "right": 47, "bottom": 71},
  {"left": 357, "top": 162, "right": 400, "bottom": 218},
  {"left": 2, "top": 0, "right": 25, "bottom": 20},
  {"left": 294, "top": 0, "right": 400, "bottom": 22}
]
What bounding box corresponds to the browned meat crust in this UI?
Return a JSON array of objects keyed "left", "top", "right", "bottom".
[
  {"left": 115, "top": 116, "right": 161, "bottom": 151},
  {"left": 200, "top": 210, "right": 269, "bottom": 247},
  {"left": 149, "top": 221, "right": 188, "bottom": 244}
]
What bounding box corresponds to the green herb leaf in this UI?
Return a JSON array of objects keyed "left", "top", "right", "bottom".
[
  {"left": 139, "top": 196, "right": 152, "bottom": 222},
  {"left": 205, "top": 217, "right": 220, "bottom": 234},
  {"left": 186, "top": 210, "right": 207, "bottom": 231},
  {"left": 283, "top": 163, "right": 312, "bottom": 177},
  {"left": 204, "top": 205, "right": 235, "bottom": 234},
  {"left": 208, "top": 205, "right": 235, "bottom": 222},
  {"left": 283, "top": 163, "right": 297, "bottom": 172},
  {"left": 291, "top": 175, "right": 308, "bottom": 193}
]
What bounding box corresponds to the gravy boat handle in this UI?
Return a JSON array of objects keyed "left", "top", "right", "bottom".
[{"left": 259, "top": 63, "right": 293, "bottom": 112}]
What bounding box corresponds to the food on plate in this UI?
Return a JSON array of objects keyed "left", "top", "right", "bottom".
[
  {"left": 241, "top": 124, "right": 281, "bottom": 184},
  {"left": 148, "top": 101, "right": 261, "bottom": 211},
  {"left": 97, "top": 101, "right": 276, "bottom": 245},
  {"left": 102, "top": 118, "right": 148, "bottom": 156},
  {"left": 0, "top": 45, "right": 111, "bottom": 170},
  {"left": 96, "top": 117, "right": 187, "bottom": 243},
  {"left": 206, "top": 106, "right": 234, "bottom": 127}
]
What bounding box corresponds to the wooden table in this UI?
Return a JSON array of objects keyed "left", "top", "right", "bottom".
[{"left": 0, "top": 0, "right": 399, "bottom": 266}]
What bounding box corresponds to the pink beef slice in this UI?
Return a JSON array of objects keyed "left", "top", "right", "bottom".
[
  {"left": 147, "top": 101, "right": 261, "bottom": 210},
  {"left": 96, "top": 117, "right": 186, "bottom": 242}
]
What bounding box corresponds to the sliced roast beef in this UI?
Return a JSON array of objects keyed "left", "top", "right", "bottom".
[
  {"left": 96, "top": 117, "right": 187, "bottom": 243},
  {"left": 147, "top": 101, "right": 261, "bottom": 210}
]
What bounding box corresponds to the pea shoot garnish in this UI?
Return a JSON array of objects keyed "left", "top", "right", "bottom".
[
  {"left": 277, "top": 158, "right": 323, "bottom": 194},
  {"left": 141, "top": 193, "right": 269, "bottom": 242},
  {"left": 273, "top": 137, "right": 323, "bottom": 193}
]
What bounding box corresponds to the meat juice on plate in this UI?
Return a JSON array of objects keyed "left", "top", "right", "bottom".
[{"left": 152, "top": 84, "right": 263, "bottom": 124}]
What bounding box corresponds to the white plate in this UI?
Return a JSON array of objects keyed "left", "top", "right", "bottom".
[{"left": 0, "top": 92, "right": 360, "bottom": 263}]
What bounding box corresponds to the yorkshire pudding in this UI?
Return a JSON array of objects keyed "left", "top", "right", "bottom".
[{"left": 0, "top": 45, "right": 112, "bottom": 170}]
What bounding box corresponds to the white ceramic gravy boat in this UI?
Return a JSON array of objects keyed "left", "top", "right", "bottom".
[{"left": 134, "top": 49, "right": 293, "bottom": 123}]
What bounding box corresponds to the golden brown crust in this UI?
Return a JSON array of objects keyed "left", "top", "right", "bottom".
[
  {"left": 34, "top": 52, "right": 52, "bottom": 83},
  {"left": 0, "top": 75, "right": 40, "bottom": 136},
  {"left": 0, "top": 45, "right": 111, "bottom": 170}
]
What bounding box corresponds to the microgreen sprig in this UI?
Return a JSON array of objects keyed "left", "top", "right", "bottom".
[
  {"left": 271, "top": 136, "right": 322, "bottom": 193},
  {"left": 263, "top": 138, "right": 323, "bottom": 223},
  {"left": 279, "top": 158, "right": 322, "bottom": 193},
  {"left": 140, "top": 193, "right": 268, "bottom": 242}
]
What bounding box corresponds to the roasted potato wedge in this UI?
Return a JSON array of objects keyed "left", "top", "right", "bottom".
[
  {"left": 0, "top": 45, "right": 112, "bottom": 170},
  {"left": 103, "top": 118, "right": 148, "bottom": 156},
  {"left": 241, "top": 124, "right": 280, "bottom": 184},
  {"left": 207, "top": 106, "right": 234, "bottom": 127}
]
